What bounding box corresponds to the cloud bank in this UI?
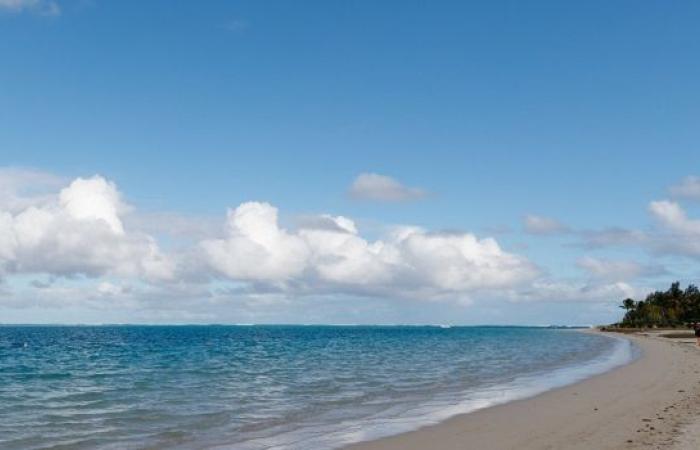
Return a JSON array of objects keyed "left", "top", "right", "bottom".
[
  {"left": 201, "top": 202, "right": 539, "bottom": 300},
  {"left": 1, "top": 169, "right": 538, "bottom": 310},
  {"left": 5, "top": 170, "right": 697, "bottom": 321}
]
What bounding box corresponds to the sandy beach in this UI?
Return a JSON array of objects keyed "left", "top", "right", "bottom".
[{"left": 349, "top": 331, "right": 700, "bottom": 450}]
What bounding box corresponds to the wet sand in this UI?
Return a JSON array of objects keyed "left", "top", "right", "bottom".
[{"left": 348, "top": 331, "right": 700, "bottom": 450}]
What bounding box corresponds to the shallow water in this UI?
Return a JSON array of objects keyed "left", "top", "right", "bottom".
[{"left": 0, "top": 326, "right": 634, "bottom": 449}]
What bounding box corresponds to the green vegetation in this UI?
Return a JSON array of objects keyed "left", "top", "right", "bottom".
[{"left": 616, "top": 282, "right": 700, "bottom": 328}]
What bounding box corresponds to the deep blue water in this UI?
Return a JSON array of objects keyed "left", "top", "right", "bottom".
[{"left": 0, "top": 326, "right": 634, "bottom": 450}]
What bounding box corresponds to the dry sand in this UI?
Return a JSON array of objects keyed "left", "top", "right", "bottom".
[{"left": 348, "top": 331, "right": 700, "bottom": 450}]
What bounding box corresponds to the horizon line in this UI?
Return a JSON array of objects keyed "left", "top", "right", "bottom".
[{"left": 0, "top": 323, "right": 595, "bottom": 328}]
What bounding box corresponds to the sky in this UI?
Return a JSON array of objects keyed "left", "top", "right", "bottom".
[{"left": 1, "top": 0, "right": 700, "bottom": 325}]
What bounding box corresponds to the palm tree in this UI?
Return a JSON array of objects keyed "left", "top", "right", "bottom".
[{"left": 620, "top": 298, "right": 635, "bottom": 311}]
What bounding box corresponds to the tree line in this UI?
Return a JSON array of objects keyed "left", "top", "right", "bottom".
[{"left": 617, "top": 282, "right": 700, "bottom": 328}]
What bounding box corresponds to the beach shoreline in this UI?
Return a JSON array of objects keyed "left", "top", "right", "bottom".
[{"left": 348, "top": 331, "right": 700, "bottom": 450}]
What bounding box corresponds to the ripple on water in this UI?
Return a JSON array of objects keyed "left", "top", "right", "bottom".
[{"left": 0, "top": 326, "right": 632, "bottom": 450}]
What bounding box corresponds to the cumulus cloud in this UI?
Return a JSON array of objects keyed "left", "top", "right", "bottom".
[
  {"left": 5, "top": 167, "right": 679, "bottom": 320},
  {"left": 59, "top": 176, "right": 127, "bottom": 234},
  {"left": 523, "top": 214, "right": 570, "bottom": 235},
  {"left": 0, "top": 0, "right": 60, "bottom": 15},
  {"left": 0, "top": 170, "right": 541, "bottom": 306},
  {"left": 669, "top": 176, "right": 700, "bottom": 201},
  {"left": 0, "top": 174, "right": 174, "bottom": 282},
  {"left": 572, "top": 200, "right": 700, "bottom": 259},
  {"left": 201, "top": 202, "right": 310, "bottom": 282},
  {"left": 649, "top": 200, "right": 700, "bottom": 235},
  {"left": 645, "top": 200, "right": 700, "bottom": 257},
  {"left": 348, "top": 173, "right": 426, "bottom": 202},
  {"left": 201, "top": 202, "right": 539, "bottom": 300}
]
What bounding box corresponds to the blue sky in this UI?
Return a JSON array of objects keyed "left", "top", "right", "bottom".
[{"left": 1, "top": 0, "right": 700, "bottom": 325}]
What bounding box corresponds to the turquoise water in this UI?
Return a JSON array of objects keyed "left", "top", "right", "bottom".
[{"left": 0, "top": 326, "right": 634, "bottom": 450}]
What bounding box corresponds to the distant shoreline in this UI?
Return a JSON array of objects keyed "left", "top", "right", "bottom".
[
  {"left": 348, "top": 330, "right": 700, "bottom": 450},
  {"left": 0, "top": 323, "right": 593, "bottom": 328}
]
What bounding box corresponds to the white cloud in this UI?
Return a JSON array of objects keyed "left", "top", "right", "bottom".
[
  {"left": 201, "top": 202, "right": 310, "bottom": 282},
  {"left": 576, "top": 256, "right": 665, "bottom": 281},
  {"left": 0, "top": 174, "right": 174, "bottom": 282},
  {"left": 523, "top": 214, "right": 569, "bottom": 235},
  {"left": 573, "top": 200, "right": 700, "bottom": 259},
  {"left": 201, "top": 202, "right": 539, "bottom": 300},
  {"left": 4, "top": 167, "right": 683, "bottom": 322},
  {"left": 0, "top": 0, "right": 60, "bottom": 15},
  {"left": 649, "top": 200, "right": 700, "bottom": 235},
  {"left": 509, "top": 279, "right": 643, "bottom": 304},
  {"left": 645, "top": 200, "right": 700, "bottom": 257},
  {"left": 1, "top": 170, "right": 539, "bottom": 305},
  {"left": 669, "top": 176, "right": 700, "bottom": 201},
  {"left": 59, "top": 176, "right": 127, "bottom": 234},
  {"left": 348, "top": 173, "right": 426, "bottom": 202}
]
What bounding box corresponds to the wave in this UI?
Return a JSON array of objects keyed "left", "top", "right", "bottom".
[{"left": 223, "top": 333, "right": 636, "bottom": 450}]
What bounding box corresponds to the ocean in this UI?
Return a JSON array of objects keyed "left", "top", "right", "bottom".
[{"left": 0, "top": 325, "right": 635, "bottom": 450}]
